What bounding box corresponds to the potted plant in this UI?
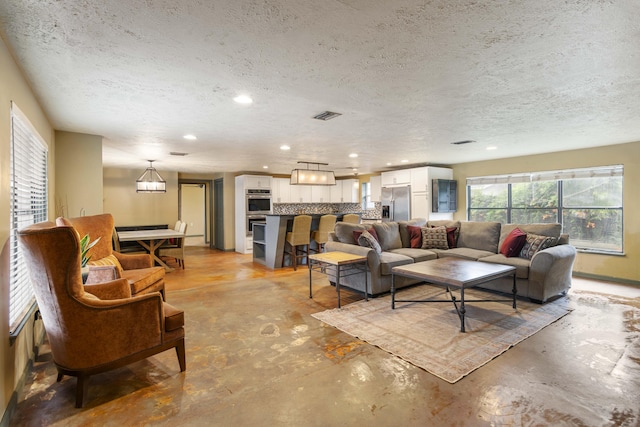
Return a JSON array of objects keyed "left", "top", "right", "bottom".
[{"left": 80, "top": 234, "right": 100, "bottom": 282}]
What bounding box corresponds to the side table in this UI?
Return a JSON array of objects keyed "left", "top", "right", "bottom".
[{"left": 308, "top": 251, "right": 368, "bottom": 308}]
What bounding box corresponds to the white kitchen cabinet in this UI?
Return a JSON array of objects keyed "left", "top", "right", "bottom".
[
  {"left": 410, "top": 167, "right": 429, "bottom": 193},
  {"left": 370, "top": 175, "right": 382, "bottom": 202},
  {"left": 408, "top": 166, "right": 454, "bottom": 219},
  {"left": 272, "top": 178, "right": 290, "bottom": 203},
  {"left": 311, "top": 185, "right": 331, "bottom": 203},
  {"left": 290, "top": 184, "right": 312, "bottom": 203},
  {"left": 381, "top": 169, "right": 411, "bottom": 187},
  {"left": 243, "top": 175, "right": 272, "bottom": 189},
  {"left": 331, "top": 179, "right": 359, "bottom": 203}
]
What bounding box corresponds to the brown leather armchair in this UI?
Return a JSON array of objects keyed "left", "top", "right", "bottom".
[
  {"left": 18, "top": 221, "right": 186, "bottom": 407},
  {"left": 56, "top": 214, "right": 166, "bottom": 299}
]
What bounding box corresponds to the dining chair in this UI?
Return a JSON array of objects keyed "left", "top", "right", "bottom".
[
  {"left": 159, "top": 222, "right": 188, "bottom": 269},
  {"left": 285, "top": 215, "right": 312, "bottom": 271},
  {"left": 311, "top": 214, "right": 337, "bottom": 253}
]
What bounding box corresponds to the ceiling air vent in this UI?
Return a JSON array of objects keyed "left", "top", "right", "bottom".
[
  {"left": 170, "top": 152, "right": 188, "bottom": 156},
  {"left": 451, "top": 140, "right": 476, "bottom": 145},
  {"left": 313, "top": 111, "right": 342, "bottom": 121}
]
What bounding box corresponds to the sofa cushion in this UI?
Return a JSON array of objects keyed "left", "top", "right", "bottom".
[
  {"left": 457, "top": 221, "right": 501, "bottom": 253},
  {"left": 519, "top": 234, "right": 558, "bottom": 260},
  {"left": 499, "top": 223, "right": 562, "bottom": 249},
  {"left": 479, "top": 254, "right": 530, "bottom": 279},
  {"left": 406, "top": 225, "right": 423, "bottom": 248},
  {"left": 372, "top": 222, "right": 403, "bottom": 251},
  {"left": 334, "top": 222, "right": 367, "bottom": 245},
  {"left": 389, "top": 248, "right": 438, "bottom": 263},
  {"left": 500, "top": 227, "right": 527, "bottom": 257},
  {"left": 421, "top": 226, "right": 449, "bottom": 250},
  {"left": 436, "top": 247, "right": 496, "bottom": 261},
  {"left": 398, "top": 218, "right": 427, "bottom": 248},
  {"left": 358, "top": 231, "right": 382, "bottom": 254},
  {"left": 378, "top": 251, "right": 415, "bottom": 275}
]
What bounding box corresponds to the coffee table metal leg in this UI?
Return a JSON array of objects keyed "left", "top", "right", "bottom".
[
  {"left": 391, "top": 274, "right": 395, "bottom": 309},
  {"left": 460, "top": 288, "right": 466, "bottom": 333},
  {"left": 336, "top": 266, "right": 341, "bottom": 308},
  {"left": 512, "top": 273, "right": 517, "bottom": 309}
]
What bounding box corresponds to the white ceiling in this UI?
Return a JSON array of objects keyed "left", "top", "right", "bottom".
[{"left": 1, "top": 1, "right": 639, "bottom": 177}]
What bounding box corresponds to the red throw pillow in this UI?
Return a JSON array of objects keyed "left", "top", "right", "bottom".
[
  {"left": 353, "top": 227, "right": 379, "bottom": 243},
  {"left": 500, "top": 228, "right": 527, "bottom": 257},
  {"left": 406, "top": 225, "right": 423, "bottom": 248}
]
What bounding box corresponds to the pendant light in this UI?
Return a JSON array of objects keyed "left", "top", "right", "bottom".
[{"left": 136, "top": 160, "right": 166, "bottom": 193}]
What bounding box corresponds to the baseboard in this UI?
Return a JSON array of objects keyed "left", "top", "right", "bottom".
[{"left": 573, "top": 272, "right": 640, "bottom": 287}]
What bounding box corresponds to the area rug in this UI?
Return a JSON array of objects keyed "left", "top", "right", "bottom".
[{"left": 312, "top": 286, "right": 572, "bottom": 383}]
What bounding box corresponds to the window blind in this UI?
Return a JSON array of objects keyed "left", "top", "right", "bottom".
[
  {"left": 466, "top": 165, "right": 623, "bottom": 186},
  {"left": 9, "top": 102, "right": 48, "bottom": 334}
]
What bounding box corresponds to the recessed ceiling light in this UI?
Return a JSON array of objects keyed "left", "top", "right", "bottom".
[
  {"left": 486, "top": 146, "right": 497, "bottom": 150},
  {"left": 401, "top": 159, "right": 409, "bottom": 163},
  {"left": 183, "top": 134, "right": 197, "bottom": 140},
  {"left": 233, "top": 95, "right": 253, "bottom": 104},
  {"left": 280, "top": 145, "right": 290, "bottom": 151},
  {"left": 386, "top": 162, "right": 392, "bottom": 166},
  {"left": 263, "top": 165, "right": 269, "bottom": 169},
  {"left": 349, "top": 153, "right": 358, "bottom": 158}
]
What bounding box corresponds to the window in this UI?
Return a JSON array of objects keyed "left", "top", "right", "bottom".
[
  {"left": 467, "top": 166, "right": 623, "bottom": 253},
  {"left": 362, "top": 181, "right": 374, "bottom": 209},
  {"left": 9, "top": 102, "right": 48, "bottom": 335}
]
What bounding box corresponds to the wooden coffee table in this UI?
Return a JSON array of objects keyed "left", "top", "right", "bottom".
[
  {"left": 308, "top": 251, "right": 368, "bottom": 308},
  {"left": 391, "top": 258, "right": 517, "bottom": 332}
]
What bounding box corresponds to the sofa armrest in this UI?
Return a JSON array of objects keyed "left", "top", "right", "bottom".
[
  {"left": 113, "top": 251, "right": 153, "bottom": 269},
  {"left": 84, "top": 278, "right": 132, "bottom": 300},
  {"left": 528, "top": 244, "right": 577, "bottom": 302}
]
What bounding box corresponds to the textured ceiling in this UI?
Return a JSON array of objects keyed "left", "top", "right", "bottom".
[{"left": 1, "top": 0, "right": 639, "bottom": 176}]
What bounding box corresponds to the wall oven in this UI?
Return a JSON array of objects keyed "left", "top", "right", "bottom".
[
  {"left": 246, "top": 189, "right": 272, "bottom": 214},
  {"left": 246, "top": 215, "right": 266, "bottom": 236}
]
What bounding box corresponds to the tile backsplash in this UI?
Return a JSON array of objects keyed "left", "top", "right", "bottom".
[{"left": 273, "top": 202, "right": 381, "bottom": 219}]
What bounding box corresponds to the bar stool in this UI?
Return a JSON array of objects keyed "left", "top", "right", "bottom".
[
  {"left": 342, "top": 214, "right": 360, "bottom": 224},
  {"left": 285, "top": 215, "right": 312, "bottom": 271},
  {"left": 311, "top": 214, "right": 337, "bottom": 253}
]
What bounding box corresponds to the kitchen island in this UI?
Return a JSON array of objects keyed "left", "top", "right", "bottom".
[{"left": 255, "top": 213, "right": 353, "bottom": 269}]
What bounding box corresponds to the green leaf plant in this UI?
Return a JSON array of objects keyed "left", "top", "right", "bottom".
[{"left": 80, "top": 234, "right": 101, "bottom": 268}]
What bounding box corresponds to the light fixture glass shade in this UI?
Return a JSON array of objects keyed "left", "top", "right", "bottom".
[
  {"left": 290, "top": 162, "right": 336, "bottom": 185},
  {"left": 136, "top": 161, "right": 166, "bottom": 193}
]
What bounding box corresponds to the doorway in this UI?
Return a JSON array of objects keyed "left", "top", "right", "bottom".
[{"left": 178, "top": 179, "right": 213, "bottom": 248}]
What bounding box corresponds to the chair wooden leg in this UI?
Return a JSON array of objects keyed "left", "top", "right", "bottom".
[
  {"left": 56, "top": 371, "right": 64, "bottom": 382},
  {"left": 293, "top": 246, "right": 297, "bottom": 271},
  {"left": 75, "top": 374, "right": 90, "bottom": 408},
  {"left": 175, "top": 338, "right": 186, "bottom": 372}
]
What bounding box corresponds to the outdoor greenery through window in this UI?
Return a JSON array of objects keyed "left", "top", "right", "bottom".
[{"left": 467, "top": 166, "right": 623, "bottom": 253}]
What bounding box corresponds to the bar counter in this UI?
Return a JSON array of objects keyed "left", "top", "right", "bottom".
[{"left": 255, "top": 213, "right": 352, "bottom": 269}]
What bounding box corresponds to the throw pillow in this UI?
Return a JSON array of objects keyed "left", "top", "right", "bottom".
[
  {"left": 430, "top": 225, "right": 457, "bottom": 248},
  {"left": 353, "top": 227, "right": 379, "bottom": 243},
  {"left": 500, "top": 227, "right": 527, "bottom": 257},
  {"left": 358, "top": 231, "right": 382, "bottom": 254},
  {"left": 406, "top": 225, "right": 423, "bottom": 249},
  {"left": 519, "top": 233, "right": 558, "bottom": 260},
  {"left": 421, "top": 226, "right": 449, "bottom": 250},
  {"left": 88, "top": 253, "right": 124, "bottom": 275}
]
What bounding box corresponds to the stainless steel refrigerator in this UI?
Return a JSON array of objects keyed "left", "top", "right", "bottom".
[{"left": 380, "top": 185, "right": 411, "bottom": 222}]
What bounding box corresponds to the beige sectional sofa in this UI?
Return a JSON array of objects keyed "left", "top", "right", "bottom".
[{"left": 324, "top": 219, "right": 577, "bottom": 303}]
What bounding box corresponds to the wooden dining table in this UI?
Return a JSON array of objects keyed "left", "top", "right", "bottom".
[{"left": 117, "top": 228, "right": 185, "bottom": 271}]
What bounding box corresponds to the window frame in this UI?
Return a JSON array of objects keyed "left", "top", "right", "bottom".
[
  {"left": 9, "top": 102, "right": 49, "bottom": 338},
  {"left": 466, "top": 166, "right": 623, "bottom": 254}
]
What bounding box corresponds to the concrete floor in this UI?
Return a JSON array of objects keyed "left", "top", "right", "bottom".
[{"left": 9, "top": 248, "right": 640, "bottom": 426}]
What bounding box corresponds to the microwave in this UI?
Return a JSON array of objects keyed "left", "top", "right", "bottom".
[{"left": 246, "top": 189, "right": 272, "bottom": 214}]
